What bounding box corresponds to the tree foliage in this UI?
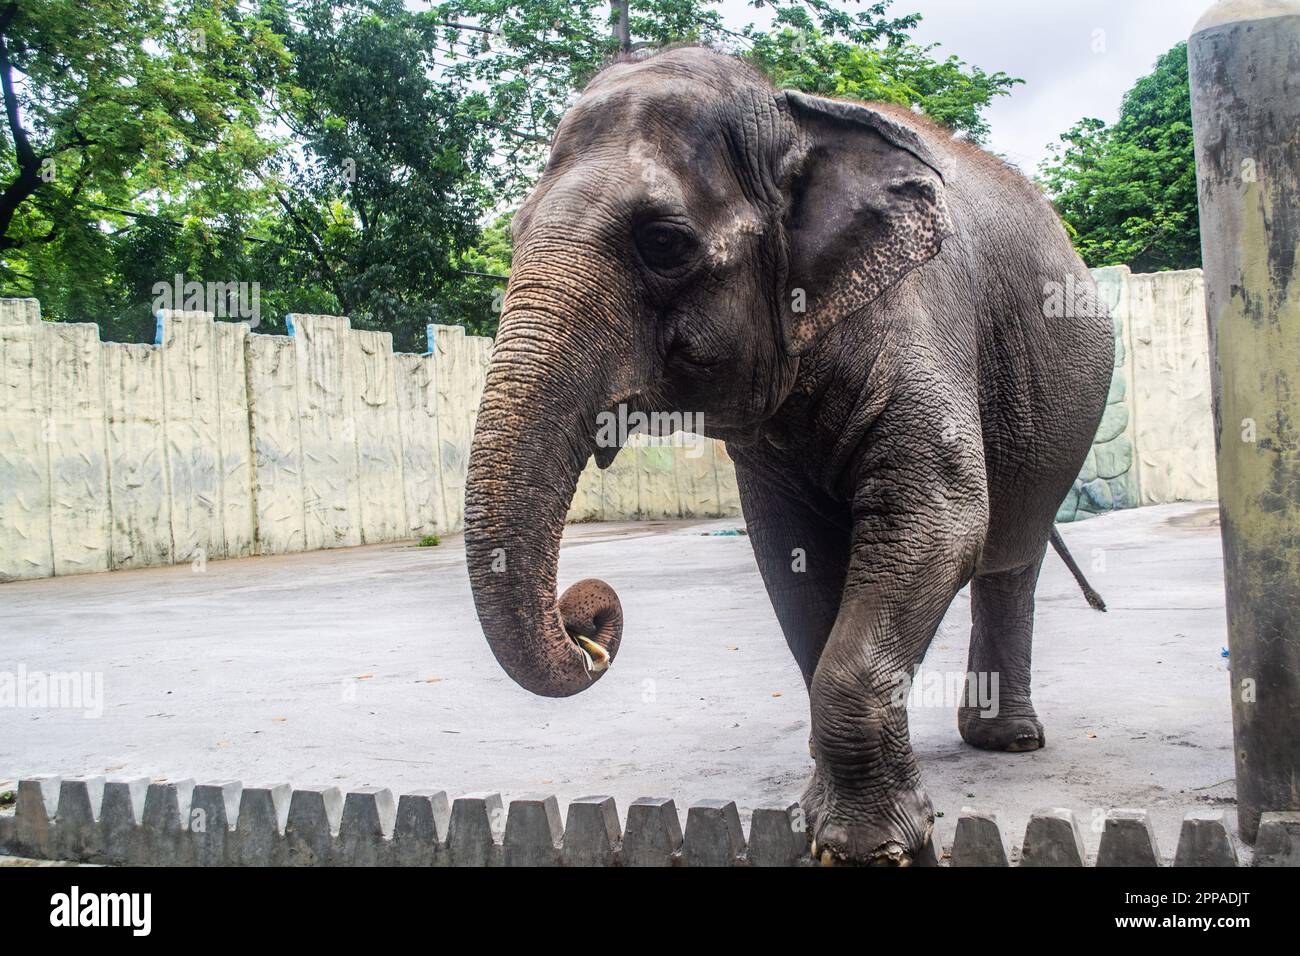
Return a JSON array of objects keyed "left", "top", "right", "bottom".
[
  {"left": 0, "top": 0, "right": 289, "bottom": 337},
  {"left": 255, "top": 0, "right": 499, "bottom": 351},
  {"left": 742, "top": 1, "right": 1021, "bottom": 143},
  {"left": 430, "top": 0, "right": 730, "bottom": 197},
  {"left": 3, "top": 0, "right": 1025, "bottom": 345},
  {"left": 1037, "top": 42, "right": 1199, "bottom": 272}
]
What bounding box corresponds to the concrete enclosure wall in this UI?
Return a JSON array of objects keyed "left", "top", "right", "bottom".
[
  {"left": 1, "top": 266, "right": 1215, "bottom": 581},
  {"left": 0, "top": 300, "right": 739, "bottom": 581},
  {"left": 1057, "top": 266, "right": 1217, "bottom": 521},
  {"left": 0, "top": 301, "right": 496, "bottom": 580}
]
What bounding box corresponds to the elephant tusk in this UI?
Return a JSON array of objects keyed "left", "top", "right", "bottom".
[{"left": 574, "top": 634, "right": 611, "bottom": 673}]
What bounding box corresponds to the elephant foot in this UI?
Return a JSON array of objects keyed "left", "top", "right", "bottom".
[
  {"left": 958, "top": 705, "right": 1045, "bottom": 752},
  {"left": 800, "top": 772, "right": 935, "bottom": 866}
]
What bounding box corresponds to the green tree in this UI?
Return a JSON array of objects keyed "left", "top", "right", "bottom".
[
  {"left": 438, "top": 211, "right": 513, "bottom": 339},
  {"left": 743, "top": 1, "right": 1021, "bottom": 143},
  {"left": 8, "top": 0, "right": 1030, "bottom": 346},
  {"left": 254, "top": 0, "right": 498, "bottom": 352},
  {"left": 0, "top": 0, "right": 287, "bottom": 300},
  {"left": 434, "top": 1, "right": 1020, "bottom": 182},
  {"left": 1038, "top": 42, "right": 1199, "bottom": 272},
  {"left": 431, "top": 0, "right": 729, "bottom": 197}
]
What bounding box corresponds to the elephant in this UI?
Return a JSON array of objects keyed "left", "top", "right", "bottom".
[{"left": 464, "top": 46, "right": 1114, "bottom": 865}]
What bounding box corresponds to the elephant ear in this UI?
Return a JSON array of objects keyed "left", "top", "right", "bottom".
[{"left": 775, "top": 89, "right": 954, "bottom": 356}]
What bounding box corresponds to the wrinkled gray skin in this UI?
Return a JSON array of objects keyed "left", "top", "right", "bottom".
[{"left": 464, "top": 47, "right": 1113, "bottom": 865}]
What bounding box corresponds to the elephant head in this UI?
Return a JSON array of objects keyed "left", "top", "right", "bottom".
[{"left": 464, "top": 47, "right": 953, "bottom": 697}]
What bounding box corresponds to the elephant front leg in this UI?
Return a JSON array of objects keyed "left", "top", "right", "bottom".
[{"left": 804, "top": 507, "right": 984, "bottom": 866}]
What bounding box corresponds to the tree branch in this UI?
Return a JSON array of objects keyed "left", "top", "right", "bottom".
[{"left": 0, "top": 2, "right": 45, "bottom": 246}]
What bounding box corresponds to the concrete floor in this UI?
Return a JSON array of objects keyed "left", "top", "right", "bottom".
[{"left": 1, "top": 502, "right": 1238, "bottom": 861}]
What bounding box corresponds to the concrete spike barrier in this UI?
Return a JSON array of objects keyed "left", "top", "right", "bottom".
[
  {"left": 189, "top": 781, "right": 242, "bottom": 867},
  {"left": 503, "top": 795, "right": 564, "bottom": 867},
  {"left": 54, "top": 777, "right": 105, "bottom": 863},
  {"left": 682, "top": 799, "right": 745, "bottom": 867},
  {"left": 393, "top": 791, "right": 450, "bottom": 867},
  {"left": 951, "top": 808, "right": 1009, "bottom": 867},
  {"left": 230, "top": 784, "right": 291, "bottom": 866},
  {"left": 337, "top": 788, "right": 397, "bottom": 867},
  {"left": 747, "top": 804, "right": 808, "bottom": 867},
  {"left": 622, "top": 797, "right": 683, "bottom": 867},
  {"left": 913, "top": 823, "right": 942, "bottom": 867},
  {"left": 1174, "top": 810, "right": 1238, "bottom": 867},
  {"left": 562, "top": 796, "right": 621, "bottom": 867},
  {"left": 137, "top": 779, "right": 196, "bottom": 866},
  {"left": 2, "top": 778, "right": 1293, "bottom": 866},
  {"left": 448, "top": 792, "right": 504, "bottom": 867},
  {"left": 1097, "top": 808, "right": 1162, "bottom": 867},
  {"left": 285, "top": 786, "right": 344, "bottom": 867},
  {"left": 1252, "top": 812, "right": 1300, "bottom": 867},
  {"left": 13, "top": 776, "right": 61, "bottom": 859},
  {"left": 99, "top": 778, "right": 149, "bottom": 866},
  {"left": 1020, "top": 807, "right": 1088, "bottom": 867}
]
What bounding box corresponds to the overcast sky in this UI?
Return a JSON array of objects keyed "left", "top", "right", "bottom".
[{"left": 716, "top": 0, "right": 1213, "bottom": 173}]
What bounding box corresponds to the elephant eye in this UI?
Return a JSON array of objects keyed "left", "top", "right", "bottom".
[{"left": 634, "top": 220, "right": 698, "bottom": 273}]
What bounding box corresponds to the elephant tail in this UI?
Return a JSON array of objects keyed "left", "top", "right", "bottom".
[{"left": 1049, "top": 527, "right": 1107, "bottom": 612}]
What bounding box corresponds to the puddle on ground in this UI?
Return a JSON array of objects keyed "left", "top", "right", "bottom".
[{"left": 1165, "top": 507, "right": 1220, "bottom": 530}]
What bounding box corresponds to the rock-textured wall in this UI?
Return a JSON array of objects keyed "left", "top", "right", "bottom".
[
  {"left": 0, "top": 269, "right": 1217, "bottom": 579},
  {"left": 0, "top": 301, "right": 493, "bottom": 581},
  {"left": 1057, "top": 266, "right": 1216, "bottom": 522},
  {"left": 569, "top": 436, "right": 741, "bottom": 522},
  {"left": 0, "top": 300, "right": 740, "bottom": 581},
  {"left": 1057, "top": 266, "right": 1141, "bottom": 521},
  {"left": 1125, "top": 269, "right": 1218, "bottom": 504}
]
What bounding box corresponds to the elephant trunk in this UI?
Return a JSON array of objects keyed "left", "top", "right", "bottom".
[{"left": 464, "top": 304, "right": 625, "bottom": 698}]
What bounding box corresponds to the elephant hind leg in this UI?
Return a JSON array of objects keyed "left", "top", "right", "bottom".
[{"left": 958, "top": 552, "right": 1048, "bottom": 752}]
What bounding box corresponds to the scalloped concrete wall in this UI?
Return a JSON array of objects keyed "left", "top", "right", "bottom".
[
  {"left": 0, "top": 268, "right": 1216, "bottom": 580},
  {"left": 0, "top": 303, "right": 497, "bottom": 580},
  {"left": 0, "top": 301, "right": 739, "bottom": 581},
  {"left": 1057, "top": 266, "right": 1217, "bottom": 522}
]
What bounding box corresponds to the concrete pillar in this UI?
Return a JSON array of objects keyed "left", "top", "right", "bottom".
[{"left": 1189, "top": 0, "right": 1300, "bottom": 843}]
